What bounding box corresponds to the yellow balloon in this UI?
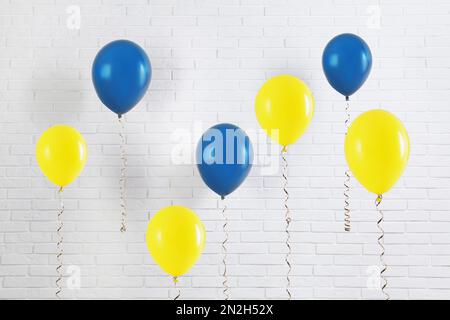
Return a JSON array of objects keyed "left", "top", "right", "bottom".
[
  {"left": 146, "top": 205, "right": 206, "bottom": 278},
  {"left": 345, "top": 109, "right": 410, "bottom": 195},
  {"left": 255, "top": 75, "right": 315, "bottom": 147},
  {"left": 36, "top": 125, "right": 87, "bottom": 188}
]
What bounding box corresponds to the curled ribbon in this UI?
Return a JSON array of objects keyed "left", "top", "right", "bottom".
[
  {"left": 221, "top": 197, "right": 229, "bottom": 300},
  {"left": 118, "top": 116, "right": 128, "bottom": 233},
  {"left": 282, "top": 147, "right": 292, "bottom": 300},
  {"left": 56, "top": 187, "right": 64, "bottom": 299},
  {"left": 344, "top": 96, "right": 351, "bottom": 232},
  {"left": 375, "top": 195, "right": 390, "bottom": 300}
]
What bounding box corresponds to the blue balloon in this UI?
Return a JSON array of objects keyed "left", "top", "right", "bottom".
[
  {"left": 92, "top": 40, "right": 151, "bottom": 117},
  {"left": 322, "top": 33, "right": 372, "bottom": 98},
  {"left": 196, "top": 123, "right": 253, "bottom": 199}
]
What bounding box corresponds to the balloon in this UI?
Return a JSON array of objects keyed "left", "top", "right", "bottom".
[
  {"left": 345, "top": 110, "right": 410, "bottom": 195},
  {"left": 255, "top": 75, "right": 314, "bottom": 148},
  {"left": 196, "top": 123, "right": 253, "bottom": 199},
  {"left": 322, "top": 33, "right": 372, "bottom": 97},
  {"left": 36, "top": 125, "right": 87, "bottom": 188},
  {"left": 92, "top": 40, "right": 151, "bottom": 117},
  {"left": 146, "top": 205, "right": 206, "bottom": 278}
]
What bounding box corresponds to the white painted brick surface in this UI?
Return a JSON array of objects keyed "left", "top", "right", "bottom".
[{"left": 1, "top": 0, "right": 450, "bottom": 300}]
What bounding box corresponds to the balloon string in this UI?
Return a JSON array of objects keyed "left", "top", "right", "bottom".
[
  {"left": 375, "top": 195, "right": 390, "bottom": 301},
  {"left": 56, "top": 187, "right": 64, "bottom": 299},
  {"left": 344, "top": 170, "right": 351, "bottom": 232},
  {"left": 282, "top": 147, "right": 292, "bottom": 300},
  {"left": 118, "top": 116, "right": 128, "bottom": 233},
  {"left": 173, "top": 277, "right": 180, "bottom": 300},
  {"left": 344, "top": 96, "right": 351, "bottom": 232},
  {"left": 221, "top": 197, "right": 229, "bottom": 300}
]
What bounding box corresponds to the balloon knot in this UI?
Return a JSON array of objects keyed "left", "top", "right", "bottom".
[
  {"left": 173, "top": 276, "right": 178, "bottom": 284},
  {"left": 376, "top": 194, "right": 383, "bottom": 205},
  {"left": 58, "top": 186, "right": 64, "bottom": 193},
  {"left": 345, "top": 96, "right": 350, "bottom": 101},
  {"left": 282, "top": 146, "right": 288, "bottom": 153}
]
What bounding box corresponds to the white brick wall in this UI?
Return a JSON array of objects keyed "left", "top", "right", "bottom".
[{"left": 1, "top": 0, "right": 450, "bottom": 299}]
